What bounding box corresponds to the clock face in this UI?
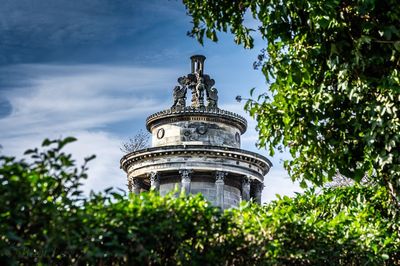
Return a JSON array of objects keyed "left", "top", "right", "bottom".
[{"left": 157, "top": 128, "right": 165, "bottom": 139}]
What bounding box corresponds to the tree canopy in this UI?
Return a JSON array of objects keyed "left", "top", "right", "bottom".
[{"left": 183, "top": 0, "right": 400, "bottom": 204}]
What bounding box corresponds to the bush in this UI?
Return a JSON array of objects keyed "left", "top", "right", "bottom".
[{"left": 0, "top": 138, "right": 399, "bottom": 265}]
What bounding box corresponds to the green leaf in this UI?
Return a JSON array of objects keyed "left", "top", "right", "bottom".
[
  {"left": 381, "top": 254, "right": 389, "bottom": 260},
  {"left": 394, "top": 41, "right": 400, "bottom": 52},
  {"left": 58, "top": 136, "right": 77, "bottom": 150},
  {"left": 84, "top": 154, "right": 96, "bottom": 163},
  {"left": 42, "top": 138, "right": 54, "bottom": 147},
  {"left": 24, "top": 148, "right": 37, "bottom": 155}
]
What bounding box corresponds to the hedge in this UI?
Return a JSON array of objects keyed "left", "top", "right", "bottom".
[{"left": 1, "top": 138, "right": 399, "bottom": 265}]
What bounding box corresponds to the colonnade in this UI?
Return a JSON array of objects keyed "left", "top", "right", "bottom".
[{"left": 128, "top": 170, "right": 264, "bottom": 207}]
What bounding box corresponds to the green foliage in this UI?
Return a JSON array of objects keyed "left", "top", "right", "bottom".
[
  {"left": 183, "top": 0, "right": 400, "bottom": 204},
  {"left": 0, "top": 137, "right": 93, "bottom": 264},
  {"left": 0, "top": 139, "right": 224, "bottom": 265},
  {"left": 1, "top": 138, "right": 399, "bottom": 264},
  {"left": 233, "top": 186, "right": 400, "bottom": 265}
]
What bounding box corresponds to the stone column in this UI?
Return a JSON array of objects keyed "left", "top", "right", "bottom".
[
  {"left": 132, "top": 178, "right": 141, "bottom": 195},
  {"left": 241, "top": 176, "right": 251, "bottom": 201},
  {"left": 253, "top": 182, "right": 264, "bottom": 204},
  {"left": 127, "top": 178, "right": 132, "bottom": 192},
  {"left": 215, "top": 171, "right": 227, "bottom": 209},
  {"left": 179, "top": 169, "right": 192, "bottom": 195},
  {"left": 149, "top": 172, "right": 160, "bottom": 191}
]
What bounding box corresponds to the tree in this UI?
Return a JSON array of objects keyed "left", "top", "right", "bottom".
[
  {"left": 121, "top": 129, "right": 151, "bottom": 153},
  {"left": 324, "top": 173, "right": 371, "bottom": 188},
  {"left": 183, "top": 0, "right": 400, "bottom": 205}
]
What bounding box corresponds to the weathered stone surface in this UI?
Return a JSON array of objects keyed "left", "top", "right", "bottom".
[
  {"left": 149, "top": 172, "right": 160, "bottom": 191},
  {"left": 152, "top": 120, "right": 241, "bottom": 148},
  {"left": 180, "top": 169, "right": 192, "bottom": 195},
  {"left": 131, "top": 179, "right": 141, "bottom": 195},
  {"left": 121, "top": 145, "right": 270, "bottom": 181},
  {"left": 253, "top": 182, "right": 264, "bottom": 204},
  {"left": 224, "top": 187, "right": 241, "bottom": 209},
  {"left": 158, "top": 180, "right": 240, "bottom": 209},
  {"left": 159, "top": 183, "right": 180, "bottom": 196},
  {"left": 146, "top": 107, "right": 247, "bottom": 134},
  {"left": 241, "top": 177, "right": 251, "bottom": 201},
  {"left": 172, "top": 86, "right": 187, "bottom": 109},
  {"left": 215, "top": 171, "right": 227, "bottom": 208},
  {"left": 172, "top": 55, "right": 218, "bottom": 109}
]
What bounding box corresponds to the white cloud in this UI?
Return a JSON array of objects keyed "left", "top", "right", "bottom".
[
  {"left": 262, "top": 169, "right": 303, "bottom": 202},
  {"left": 65, "top": 131, "right": 127, "bottom": 194},
  {"left": 0, "top": 64, "right": 175, "bottom": 138},
  {"left": 1, "top": 130, "right": 126, "bottom": 195},
  {"left": 0, "top": 63, "right": 178, "bottom": 194}
]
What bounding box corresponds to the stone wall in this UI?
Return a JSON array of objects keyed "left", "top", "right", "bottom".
[
  {"left": 159, "top": 181, "right": 241, "bottom": 209},
  {"left": 223, "top": 185, "right": 241, "bottom": 209},
  {"left": 151, "top": 120, "right": 241, "bottom": 148}
]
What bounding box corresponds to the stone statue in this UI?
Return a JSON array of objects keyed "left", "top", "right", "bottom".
[
  {"left": 206, "top": 87, "right": 218, "bottom": 108},
  {"left": 178, "top": 76, "right": 191, "bottom": 87},
  {"left": 202, "top": 75, "right": 218, "bottom": 108},
  {"left": 171, "top": 76, "right": 193, "bottom": 109},
  {"left": 171, "top": 59, "right": 219, "bottom": 110},
  {"left": 194, "top": 74, "right": 206, "bottom": 108},
  {"left": 203, "top": 75, "right": 215, "bottom": 88},
  {"left": 172, "top": 85, "right": 187, "bottom": 108}
]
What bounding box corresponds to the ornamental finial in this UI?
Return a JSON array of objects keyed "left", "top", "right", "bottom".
[
  {"left": 171, "top": 55, "right": 219, "bottom": 110},
  {"left": 190, "top": 55, "right": 206, "bottom": 75}
]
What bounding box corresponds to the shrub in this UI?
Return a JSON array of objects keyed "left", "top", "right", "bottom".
[{"left": 0, "top": 138, "right": 399, "bottom": 265}]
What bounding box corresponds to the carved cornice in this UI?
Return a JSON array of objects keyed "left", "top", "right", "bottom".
[
  {"left": 145, "top": 107, "right": 247, "bottom": 134},
  {"left": 120, "top": 145, "right": 272, "bottom": 175}
]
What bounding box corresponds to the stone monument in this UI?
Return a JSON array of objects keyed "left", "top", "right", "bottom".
[{"left": 120, "top": 55, "right": 272, "bottom": 209}]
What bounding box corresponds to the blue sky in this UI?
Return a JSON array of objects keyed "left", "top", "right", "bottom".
[{"left": 0, "top": 0, "right": 301, "bottom": 201}]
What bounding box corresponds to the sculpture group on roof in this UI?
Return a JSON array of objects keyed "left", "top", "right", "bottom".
[{"left": 172, "top": 55, "right": 219, "bottom": 110}]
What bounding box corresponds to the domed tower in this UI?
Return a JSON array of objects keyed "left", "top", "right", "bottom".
[{"left": 120, "top": 55, "right": 272, "bottom": 209}]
